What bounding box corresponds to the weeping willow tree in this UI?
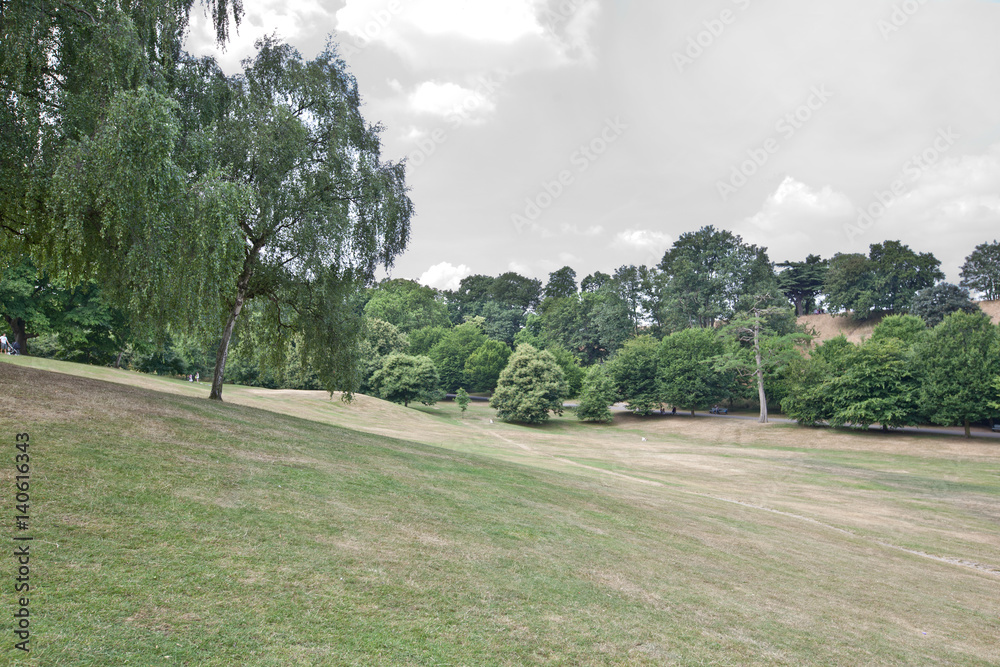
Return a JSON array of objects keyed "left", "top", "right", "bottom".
[
  {"left": 201, "top": 38, "right": 412, "bottom": 400},
  {"left": 3, "top": 2, "right": 412, "bottom": 398},
  {"left": 0, "top": 0, "right": 244, "bottom": 339}
]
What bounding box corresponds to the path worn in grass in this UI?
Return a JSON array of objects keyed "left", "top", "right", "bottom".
[{"left": 2, "top": 357, "right": 999, "bottom": 665}]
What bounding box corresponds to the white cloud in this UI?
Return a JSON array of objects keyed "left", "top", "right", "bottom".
[
  {"left": 848, "top": 146, "right": 1000, "bottom": 279},
  {"left": 613, "top": 229, "right": 672, "bottom": 253},
  {"left": 746, "top": 176, "right": 854, "bottom": 232},
  {"left": 418, "top": 261, "right": 472, "bottom": 291},
  {"left": 409, "top": 81, "right": 496, "bottom": 121},
  {"left": 337, "top": 0, "right": 543, "bottom": 45},
  {"left": 334, "top": 0, "right": 599, "bottom": 72},
  {"left": 734, "top": 177, "right": 854, "bottom": 263}
]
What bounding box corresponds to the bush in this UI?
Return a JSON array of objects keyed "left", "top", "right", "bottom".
[
  {"left": 490, "top": 345, "right": 568, "bottom": 424},
  {"left": 370, "top": 354, "right": 443, "bottom": 407}
]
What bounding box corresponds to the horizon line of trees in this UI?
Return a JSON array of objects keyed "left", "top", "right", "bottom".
[{"left": 8, "top": 227, "right": 1000, "bottom": 436}]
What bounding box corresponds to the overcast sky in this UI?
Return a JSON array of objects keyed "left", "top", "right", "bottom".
[{"left": 185, "top": 0, "right": 1000, "bottom": 290}]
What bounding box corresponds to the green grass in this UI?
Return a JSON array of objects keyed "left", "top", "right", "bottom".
[{"left": 2, "top": 358, "right": 999, "bottom": 665}]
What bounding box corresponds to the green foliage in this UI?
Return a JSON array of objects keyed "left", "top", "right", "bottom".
[
  {"left": 477, "top": 301, "right": 525, "bottom": 347},
  {"left": 913, "top": 311, "right": 1000, "bottom": 435},
  {"left": 580, "top": 271, "right": 612, "bottom": 293},
  {"left": 910, "top": 283, "right": 979, "bottom": 328},
  {"left": 959, "top": 240, "right": 1000, "bottom": 301},
  {"left": 131, "top": 332, "right": 213, "bottom": 377},
  {"left": 657, "top": 225, "right": 778, "bottom": 330},
  {"left": 364, "top": 280, "right": 450, "bottom": 333},
  {"left": 824, "top": 253, "right": 877, "bottom": 320},
  {"left": 545, "top": 345, "right": 585, "bottom": 398},
  {"left": 455, "top": 387, "right": 470, "bottom": 416},
  {"left": 781, "top": 336, "right": 854, "bottom": 426},
  {"left": 408, "top": 326, "right": 449, "bottom": 356},
  {"left": 869, "top": 241, "right": 942, "bottom": 313},
  {"left": 535, "top": 288, "right": 632, "bottom": 365},
  {"left": 544, "top": 266, "right": 577, "bottom": 300},
  {"left": 43, "top": 86, "right": 246, "bottom": 337},
  {"left": 607, "top": 336, "right": 662, "bottom": 416},
  {"left": 489, "top": 345, "right": 568, "bottom": 424},
  {"left": 490, "top": 272, "right": 542, "bottom": 313},
  {"left": 870, "top": 314, "right": 927, "bottom": 345},
  {"left": 429, "top": 321, "right": 487, "bottom": 393},
  {"left": 825, "top": 242, "right": 943, "bottom": 320},
  {"left": 199, "top": 38, "right": 413, "bottom": 399},
  {"left": 776, "top": 255, "right": 828, "bottom": 316},
  {"left": 575, "top": 365, "right": 615, "bottom": 423},
  {"left": 716, "top": 301, "right": 807, "bottom": 422},
  {"left": 659, "top": 327, "right": 730, "bottom": 413},
  {"left": 0, "top": 0, "right": 241, "bottom": 265},
  {"left": 369, "top": 353, "right": 442, "bottom": 407},
  {"left": 444, "top": 274, "right": 496, "bottom": 322},
  {"left": 357, "top": 318, "right": 409, "bottom": 392},
  {"left": 611, "top": 264, "right": 652, "bottom": 336},
  {"left": 825, "top": 337, "right": 920, "bottom": 430},
  {"left": 463, "top": 339, "right": 511, "bottom": 393}
]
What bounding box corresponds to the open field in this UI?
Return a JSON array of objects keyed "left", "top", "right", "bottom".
[{"left": 2, "top": 355, "right": 999, "bottom": 665}]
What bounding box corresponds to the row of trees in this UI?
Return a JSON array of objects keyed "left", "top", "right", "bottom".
[
  {"left": 360, "top": 299, "right": 1000, "bottom": 439},
  {"left": 7, "top": 226, "right": 998, "bottom": 407},
  {"left": 781, "top": 312, "right": 1000, "bottom": 437}
]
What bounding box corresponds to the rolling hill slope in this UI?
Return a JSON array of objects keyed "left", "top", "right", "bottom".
[{"left": 2, "top": 358, "right": 999, "bottom": 665}]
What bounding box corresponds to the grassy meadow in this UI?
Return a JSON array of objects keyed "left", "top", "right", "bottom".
[{"left": 1, "top": 355, "right": 998, "bottom": 665}]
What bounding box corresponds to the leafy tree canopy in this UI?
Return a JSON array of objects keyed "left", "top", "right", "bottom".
[
  {"left": 199, "top": 38, "right": 413, "bottom": 400},
  {"left": 607, "top": 335, "right": 662, "bottom": 416},
  {"left": 776, "top": 254, "right": 828, "bottom": 316},
  {"left": 825, "top": 337, "right": 920, "bottom": 430},
  {"left": 959, "top": 240, "right": 1000, "bottom": 301},
  {"left": 544, "top": 266, "right": 577, "bottom": 300},
  {"left": 369, "top": 353, "right": 442, "bottom": 408},
  {"left": 870, "top": 314, "right": 926, "bottom": 346},
  {"left": 429, "top": 321, "right": 486, "bottom": 393},
  {"left": 657, "top": 225, "right": 777, "bottom": 330},
  {"left": 659, "top": 327, "right": 730, "bottom": 413},
  {"left": 913, "top": 311, "right": 1000, "bottom": 437},
  {"left": 463, "top": 339, "right": 511, "bottom": 393},
  {"left": 489, "top": 344, "right": 568, "bottom": 424},
  {"left": 576, "top": 364, "right": 615, "bottom": 423},
  {"left": 825, "top": 242, "right": 942, "bottom": 319},
  {"left": 910, "top": 283, "right": 979, "bottom": 328},
  {"left": 364, "top": 279, "right": 449, "bottom": 333},
  {"left": 580, "top": 271, "right": 612, "bottom": 293}
]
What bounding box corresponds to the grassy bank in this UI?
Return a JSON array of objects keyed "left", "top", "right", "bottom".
[{"left": 2, "top": 357, "right": 998, "bottom": 665}]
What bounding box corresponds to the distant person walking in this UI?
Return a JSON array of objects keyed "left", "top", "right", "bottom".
[
  {"left": 195, "top": 372, "right": 200, "bottom": 383},
  {"left": 0, "top": 333, "right": 7, "bottom": 354}
]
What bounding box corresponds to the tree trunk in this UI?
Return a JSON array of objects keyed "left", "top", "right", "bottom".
[
  {"left": 9, "top": 317, "right": 29, "bottom": 355},
  {"left": 114, "top": 348, "right": 124, "bottom": 369},
  {"left": 964, "top": 419, "right": 971, "bottom": 438},
  {"left": 757, "top": 364, "right": 768, "bottom": 423},
  {"left": 209, "top": 246, "right": 260, "bottom": 401},
  {"left": 754, "top": 315, "right": 768, "bottom": 423}
]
